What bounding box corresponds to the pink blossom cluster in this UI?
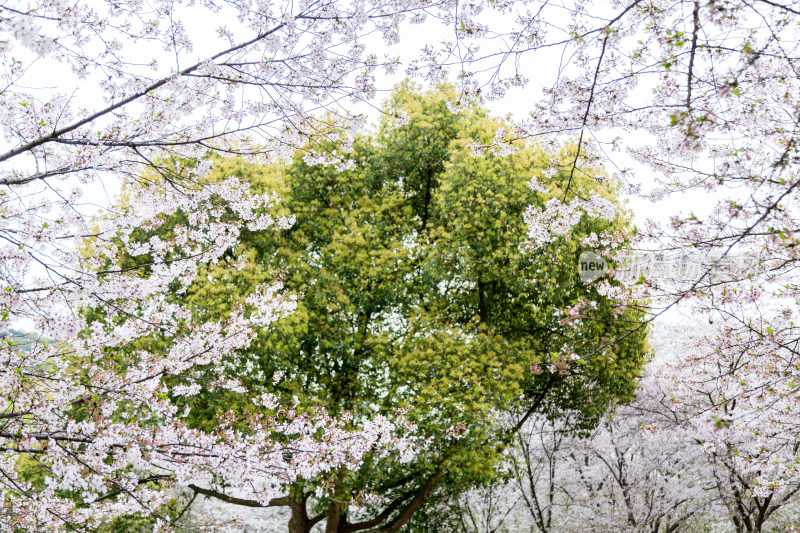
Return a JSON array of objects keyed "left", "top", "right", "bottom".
[{"left": 523, "top": 195, "right": 617, "bottom": 249}]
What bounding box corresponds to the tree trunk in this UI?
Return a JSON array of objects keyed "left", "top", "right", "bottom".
[
  {"left": 325, "top": 501, "right": 342, "bottom": 533},
  {"left": 288, "top": 489, "right": 311, "bottom": 533}
]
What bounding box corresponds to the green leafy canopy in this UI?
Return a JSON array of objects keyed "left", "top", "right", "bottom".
[{"left": 96, "top": 83, "right": 648, "bottom": 530}]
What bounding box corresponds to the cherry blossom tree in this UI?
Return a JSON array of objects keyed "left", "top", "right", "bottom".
[
  {"left": 431, "top": 0, "right": 800, "bottom": 364},
  {"left": 560, "top": 378, "right": 712, "bottom": 533},
  {"left": 444, "top": 377, "right": 714, "bottom": 533},
  {"left": 656, "top": 316, "right": 800, "bottom": 533},
  {"left": 478, "top": 1, "right": 800, "bottom": 527},
  {"left": 0, "top": 0, "right": 445, "bottom": 529},
  {"left": 426, "top": 0, "right": 799, "bottom": 272},
  {"left": 468, "top": 318, "right": 800, "bottom": 533}
]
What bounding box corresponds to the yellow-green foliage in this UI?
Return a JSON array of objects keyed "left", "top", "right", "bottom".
[{"left": 98, "top": 83, "right": 647, "bottom": 526}]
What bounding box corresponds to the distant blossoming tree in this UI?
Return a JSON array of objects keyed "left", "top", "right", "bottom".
[{"left": 657, "top": 318, "right": 800, "bottom": 533}]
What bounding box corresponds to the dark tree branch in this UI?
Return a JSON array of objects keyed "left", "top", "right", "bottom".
[{"left": 188, "top": 484, "right": 290, "bottom": 508}]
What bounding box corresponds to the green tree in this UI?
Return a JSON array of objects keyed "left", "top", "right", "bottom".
[{"left": 109, "top": 83, "right": 647, "bottom": 532}]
